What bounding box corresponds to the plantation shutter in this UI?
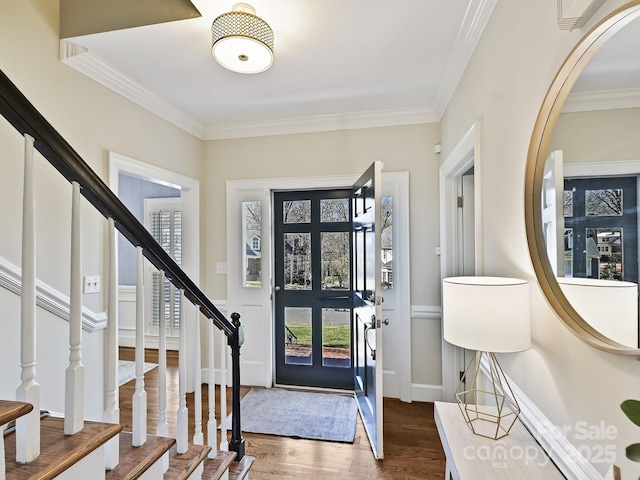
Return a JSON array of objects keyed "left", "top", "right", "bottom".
[{"left": 150, "top": 209, "right": 182, "bottom": 330}]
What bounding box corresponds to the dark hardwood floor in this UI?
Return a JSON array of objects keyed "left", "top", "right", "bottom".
[{"left": 118, "top": 348, "right": 446, "bottom": 479}]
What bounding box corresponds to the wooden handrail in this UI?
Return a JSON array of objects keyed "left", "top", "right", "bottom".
[{"left": 0, "top": 69, "right": 235, "bottom": 338}]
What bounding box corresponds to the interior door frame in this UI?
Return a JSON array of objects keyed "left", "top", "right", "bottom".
[
  {"left": 108, "top": 151, "right": 200, "bottom": 391},
  {"left": 439, "top": 122, "right": 482, "bottom": 401},
  {"left": 227, "top": 172, "right": 411, "bottom": 396}
]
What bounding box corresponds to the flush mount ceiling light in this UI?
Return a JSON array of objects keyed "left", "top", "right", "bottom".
[{"left": 211, "top": 3, "right": 274, "bottom": 74}]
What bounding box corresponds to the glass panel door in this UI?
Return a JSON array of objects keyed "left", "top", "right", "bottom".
[{"left": 274, "top": 189, "right": 353, "bottom": 389}]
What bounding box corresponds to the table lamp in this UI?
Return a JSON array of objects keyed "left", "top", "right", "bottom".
[{"left": 442, "top": 276, "right": 531, "bottom": 440}]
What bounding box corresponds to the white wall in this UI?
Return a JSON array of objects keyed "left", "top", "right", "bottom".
[{"left": 441, "top": 0, "right": 640, "bottom": 476}]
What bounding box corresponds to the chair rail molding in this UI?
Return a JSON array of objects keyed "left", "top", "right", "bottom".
[{"left": 0, "top": 255, "right": 106, "bottom": 332}]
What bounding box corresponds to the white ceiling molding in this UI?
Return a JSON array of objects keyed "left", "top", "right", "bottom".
[
  {"left": 59, "top": 40, "right": 206, "bottom": 138},
  {"left": 204, "top": 107, "right": 437, "bottom": 140},
  {"left": 61, "top": 38, "right": 437, "bottom": 140},
  {"left": 562, "top": 87, "right": 640, "bottom": 112},
  {"left": 431, "top": 0, "right": 498, "bottom": 117},
  {"left": 557, "top": 0, "right": 606, "bottom": 31}
]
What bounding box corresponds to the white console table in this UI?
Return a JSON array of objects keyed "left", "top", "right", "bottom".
[{"left": 434, "top": 401, "right": 565, "bottom": 479}]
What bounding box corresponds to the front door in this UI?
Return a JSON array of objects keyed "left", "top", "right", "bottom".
[
  {"left": 274, "top": 189, "right": 354, "bottom": 389},
  {"left": 353, "top": 161, "right": 384, "bottom": 459}
]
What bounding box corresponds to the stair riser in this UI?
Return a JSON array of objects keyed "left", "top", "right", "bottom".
[{"left": 55, "top": 447, "right": 105, "bottom": 480}]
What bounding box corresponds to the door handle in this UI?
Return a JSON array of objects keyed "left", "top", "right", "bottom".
[{"left": 275, "top": 286, "right": 281, "bottom": 291}]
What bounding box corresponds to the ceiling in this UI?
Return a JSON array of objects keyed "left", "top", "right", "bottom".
[{"left": 60, "top": 0, "right": 498, "bottom": 140}]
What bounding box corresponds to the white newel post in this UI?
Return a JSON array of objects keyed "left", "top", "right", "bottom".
[
  {"left": 16, "top": 133, "right": 40, "bottom": 463},
  {"left": 132, "top": 247, "right": 147, "bottom": 446},
  {"left": 65, "top": 181, "right": 85, "bottom": 435},
  {"left": 104, "top": 218, "right": 120, "bottom": 469},
  {"left": 177, "top": 289, "right": 188, "bottom": 454},
  {"left": 219, "top": 332, "right": 228, "bottom": 452},
  {"left": 193, "top": 315, "right": 203, "bottom": 445},
  {"left": 207, "top": 321, "right": 217, "bottom": 458}
]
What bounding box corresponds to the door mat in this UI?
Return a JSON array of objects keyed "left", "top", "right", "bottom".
[{"left": 228, "top": 388, "right": 357, "bottom": 443}]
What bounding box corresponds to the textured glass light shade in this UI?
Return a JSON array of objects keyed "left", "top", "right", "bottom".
[{"left": 211, "top": 3, "right": 274, "bottom": 74}]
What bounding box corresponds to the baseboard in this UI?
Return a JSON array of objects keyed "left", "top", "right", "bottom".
[
  {"left": 411, "top": 383, "right": 444, "bottom": 402},
  {"left": 0, "top": 255, "right": 106, "bottom": 332},
  {"left": 479, "top": 356, "right": 601, "bottom": 479}
]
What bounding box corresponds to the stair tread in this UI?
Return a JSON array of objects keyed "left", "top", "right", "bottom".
[
  {"left": 201, "top": 451, "right": 237, "bottom": 480},
  {"left": 229, "top": 455, "right": 255, "bottom": 480},
  {"left": 165, "top": 443, "right": 212, "bottom": 480},
  {"left": 0, "top": 400, "right": 33, "bottom": 426},
  {"left": 4, "top": 416, "right": 122, "bottom": 480},
  {"left": 106, "top": 431, "right": 175, "bottom": 480}
]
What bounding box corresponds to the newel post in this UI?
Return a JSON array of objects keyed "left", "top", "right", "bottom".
[{"left": 228, "top": 312, "right": 245, "bottom": 460}]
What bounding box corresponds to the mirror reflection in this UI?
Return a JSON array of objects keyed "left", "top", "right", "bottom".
[{"left": 544, "top": 11, "right": 640, "bottom": 348}]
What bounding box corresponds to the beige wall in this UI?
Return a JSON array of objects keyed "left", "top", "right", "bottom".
[
  {"left": 203, "top": 124, "right": 442, "bottom": 308},
  {"left": 553, "top": 107, "right": 640, "bottom": 163},
  {"left": 441, "top": 0, "right": 640, "bottom": 475},
  {"left": 0, "top": 0, "right": 203, "bottom": 313}
]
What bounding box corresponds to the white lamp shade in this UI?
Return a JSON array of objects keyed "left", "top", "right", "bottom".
[{"left": 442, "top": 276, "right": 531, "bottom": 352}]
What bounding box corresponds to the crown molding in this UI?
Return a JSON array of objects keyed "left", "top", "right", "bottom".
[
  {"left": 557, "top": 0, "right": 606, "bottom": 31},
  {"left": 60, "top": 40, "right": 207, "bottom": 138},
  {"left": 60, "top": 39, "right": 437, "bottom": 140},
  {"left": 0, "top": 255, "right": 106, "bottom": 333},
  {"left": 563, "top": 87, "right": 640, "bottom": 112},
  {"left": 203, "top": 107, "right": 438, "bottom": 140},
  {"left": 431, "top": 0, "right": 498, "bottom": 117}
]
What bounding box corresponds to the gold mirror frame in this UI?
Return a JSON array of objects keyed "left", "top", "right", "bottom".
[{"left": 525, "top": 0, "right": 640, "bottom": 355}]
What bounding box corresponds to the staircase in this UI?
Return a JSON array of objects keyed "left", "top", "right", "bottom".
[{"left": 0, "top": 69, "right": 254, "bottom": 478}]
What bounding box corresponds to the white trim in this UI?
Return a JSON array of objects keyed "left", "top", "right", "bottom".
[
  {"left": 0, "top": 256, "right": 106, "bottom": 332},
  {"left": 411, "top": 383, "right": 444, "bottom": 403},
  {"left": 204, "top": 108, "right": 436, "bottom": 140},
  {"left": 479, "top": 356, "right": 601, "bottom": 480},
  {"left": 411, "top": 304, "right": 442, "bottom": 319},
  {"left": 59, "top": 41, "right": 206, "bottom": 139},
  {"left": 563, "top": 159, "right": 640, "bottom": 177},
  {"left": 439, "top": 121, "right": 482, "bottom": 401},
  {"left": 564, "top": 87, "right": 640, "bottom": 113},
  {"left": 432, "top": 0, "right": 498, "bottom": 116}
]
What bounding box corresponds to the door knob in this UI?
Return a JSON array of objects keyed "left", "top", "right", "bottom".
[{"left": 275, "top": 286, "right": 281, "bottom": 291}]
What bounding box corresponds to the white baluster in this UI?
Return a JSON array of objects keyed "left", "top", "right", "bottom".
[
  {"left": 16, "top": 133, "right": 40, "bottom": 463},
  {"left": 65, "top": 181, "right": 84, "bottom": 435},
  {"left": 219, "top": 332, "right": 228, "bottom": 452},
  {"left": 207, "top": 321, "right": 217, "bottom": 458},
  {"left": 157, "top": 270, "right": 168, "bottom": 437},
  {"left": 177, "top": 289, "right": 188, "bottom": 454},
  {"left": 157, "top": 271, "right": 169, "bottom": 472},
  {"left": 132, "top": 247, "right": 147, "bottom": 446},
  {"left": 104, "top": 218, "right": 119, "bottom": 469},
  {"left": 193, "top": 315, "right": 203, "bottom": 445}
]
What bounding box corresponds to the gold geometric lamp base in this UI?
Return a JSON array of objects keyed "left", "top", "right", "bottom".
[{"left": 455, "top": 351, "right": 521, "bottom": 440}]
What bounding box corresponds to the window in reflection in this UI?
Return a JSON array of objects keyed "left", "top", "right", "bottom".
[
  {"left": 381, "top": 196, "right": 393, "bottom": 290},
  {"left": 585, "top": 189, "right": 622, "bottom": 216},
  {"left": 586, "top": 228, "right": 623, "bottom": 280},
  {"left": 563, "top": 190, "right": 573, "bottom": 217},
  {"left": 564, "top": 228, "right": 573, "bottom": 277}
]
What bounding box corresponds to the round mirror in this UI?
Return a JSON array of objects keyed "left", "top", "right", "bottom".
[{"left": 526, "top": 1, "right": 640, "bottom": 354}]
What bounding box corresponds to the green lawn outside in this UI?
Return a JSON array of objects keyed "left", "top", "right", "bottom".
[{"left": 287, "top": 325, "right": 350, "bottom": 348}]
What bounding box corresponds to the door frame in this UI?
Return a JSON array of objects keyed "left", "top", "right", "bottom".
[
  {"left": 108, "top": 151, "right": 200, "bottom": 390},
  {"left": 439, "top": 122, "right": 482, "bottom": 401},
  {"left": 227, "top": 172, "right": 411, "bottom": 397}
]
